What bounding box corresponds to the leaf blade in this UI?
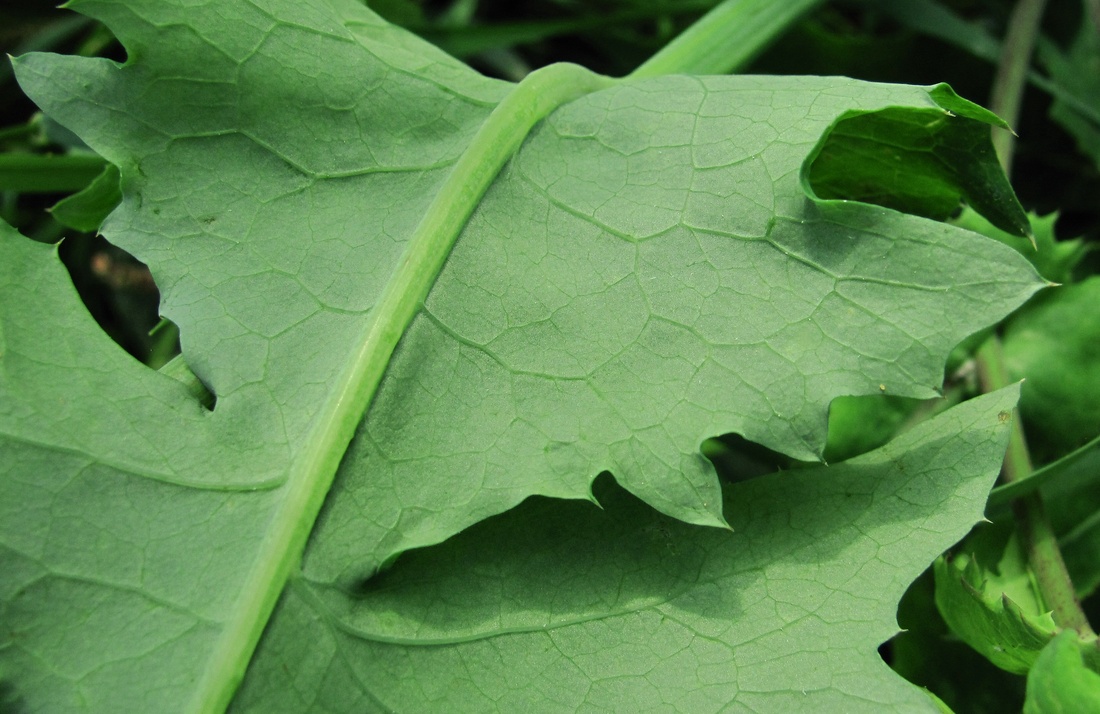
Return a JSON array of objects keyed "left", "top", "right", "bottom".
[
  {"left": 1, "top": 1, "right": 1050, "bottom": 710},
  {"left": 233, "top": 388, "right": 1022, "bottom": 713}
]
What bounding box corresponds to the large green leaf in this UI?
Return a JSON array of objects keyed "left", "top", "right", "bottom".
[
  {"left": 2, "top": 0, "right": 1045, "bottom": 710},
  {"left": 234, "top": 388, "right": 1020, "bottom": 713}
]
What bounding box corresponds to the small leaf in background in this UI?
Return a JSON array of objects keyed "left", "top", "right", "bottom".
[
  {"left": 889, "top": 570, "right": 1027, "bottom": 713},
  {"left": 1026, "top": 438, "right": 1100, "bottom": 601},
  {"left": 982, "top": 435, "right": 1100, "bottom": 602},
  {"left": 50, "top": 162, "right": 121, "bottom": 232},
  {"left": 1003, "top": 277, "right": 1100, "bottom": 463},
  {"left": 1024, "top": 629, "right": 1100, "bottom": 714},
  {"left": 822, "top": 394, "right": 924, "bottom": 464},
  {"left": 934, "top": 536, "right": 1059, "bottom": 674},
  {"left": 1040, "top": 12, "right": 1100, "bottom": 171},
  {"left": 0, "top": 150, "right": 106, "bottom": 192}
]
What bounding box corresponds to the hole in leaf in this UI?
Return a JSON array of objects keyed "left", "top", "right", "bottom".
[
  {"left": 59, "top": 235, "right": 168, "bottom": 362},
  {"left": 703, "top": 433, "right": 792, "bottom": 484},
  {"left": 58, "top": 234, "right": 215, "bottom": 410}
]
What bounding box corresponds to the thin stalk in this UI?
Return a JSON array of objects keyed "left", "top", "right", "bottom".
[
  {"left": 0, "top": 152, "right": 106, "bottom": 192},
  {"left": 975, "top": 336, "right": 1093, "bottom": 635},
  {"left": 629, "top": 0, "right": 825, "bottom": 79},
  {"left": 979, "top": 0, "right": 1092, "bottom": 636},
  {"left": 989, "top": 0, "right": 1048, "bottom": 174},
  {"left": 0, "top": 120, "right": 38, "bottom": 144}
]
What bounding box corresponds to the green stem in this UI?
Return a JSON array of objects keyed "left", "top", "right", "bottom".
[
  {"left": 0, "top": 120, "right": 39, "bottom": 144},
  {"left": 188, "top": 61, "right": 615, "bottom": 714},
  {"left": 975, "top": 336, "right": 1093, "bottom": 636},
  {"left": 979, "top": 0, "right": 1092, "bottom": 637},
  {"left": 0, "top": 152, "right": 106, "bottom": 192},
  {"left": 989, "top": 0, "right": 1048, "bottom": 174},
  {"left": 629, "top": 0, "right": 825, "bottom": 79}
]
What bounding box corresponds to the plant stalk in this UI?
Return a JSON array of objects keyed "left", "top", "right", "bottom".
[
  {"left": 989, "top": 0, "right": 1048, "bottom": 174},
  {"left": 0, "top": 152, "right": 106, "bottom": 192},
  {"left": 629, "top": 0, "right": 825, "bottom": 78},
  {"left": 979, "top": 0, "right": 1093, "bottom": 637},
  {"left": 975, "top": 336, "right": 1093, "bottom": 635}
]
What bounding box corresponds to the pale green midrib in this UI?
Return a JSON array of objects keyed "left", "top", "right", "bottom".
[{"left": 188, "top": 62, "right": 616, "bottom": 714}]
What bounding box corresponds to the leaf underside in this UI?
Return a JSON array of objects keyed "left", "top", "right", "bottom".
[
  {"left": 1, "top": 0, "right": 1044, "bottom": 711},
  {"left": 235, "top": 389, "right": 1020, "bottom": 714}
]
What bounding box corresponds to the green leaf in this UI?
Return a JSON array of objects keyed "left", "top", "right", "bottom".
[
  {"left": 934, "top": 525, "right": 1100, "bottom": 677},
  {"left": 889, "top": 570, "right": 1027, "bottom": 713},
  {"left": 984, "top": 434, "right": 1100, "bottom": 601},
  {"left": 2, "top": 0, "right": 1046, "bottom": 710},
  {"left": 986, "top": 433, "right": 1100, "bottom": 519},
  {"left": 805, "top": 85, "right": 1029, "bottom": 237},
  {"left": 1003, "top": 278, "right": 1100, "bottom": 463},
  {"left": 50, "top": 162, "right": 122, "bottom": 232},
  {"left": 1002, "top": 435, "right": 1100, "bottom": 600},
  {"left": 951, "top": 208, "right": 1089, "bottom": 286},
  {"left": 1024, "top": 630, "right": 1100, "bottom": 714},
  {"left": 233, "top": 388, "right": 1020, "bottom": 712},
  {"left": 1039, "top": 15, "right": 1100, "bottom": 171},
  {"left": 934, "top": 538, "right": 1058, "bottom": 674}
]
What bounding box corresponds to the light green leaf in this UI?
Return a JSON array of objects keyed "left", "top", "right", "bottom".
[
  {"left": 934, "top": 528, "right": 1100, "bottom": 677},
  {"left": 2, "top": 0, "right": 1046, "bottom": 710},
  {"left": 1003, "top": 278, "right": 1100, "bottom": 463},
  {"left": 986, "top": 433, "right": 1100, "bottom": 520},
  {"left": 232, "top": 388, "right": 1020, "bottom": 713},
  {"left": 1025, "top": 630, "right": 1100, "bottom": 714},
  {"left": 951, "top": 207, "right": 1089, "bottom": 286},
  {"left": 934, "top": 539, "right": 1058, "bottom": 674}
]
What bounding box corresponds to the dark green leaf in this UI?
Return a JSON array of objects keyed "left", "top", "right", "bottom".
[{"left": 50, "top": 162, "right": 121, "bottom": 232}]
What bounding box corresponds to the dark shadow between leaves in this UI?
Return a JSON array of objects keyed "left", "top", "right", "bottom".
[
  {"left": 0, "top": 680, "right": 28, "bottom": 714},
  {"left": 307, "top": 426, "right": 975, "bottom": 648}
]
